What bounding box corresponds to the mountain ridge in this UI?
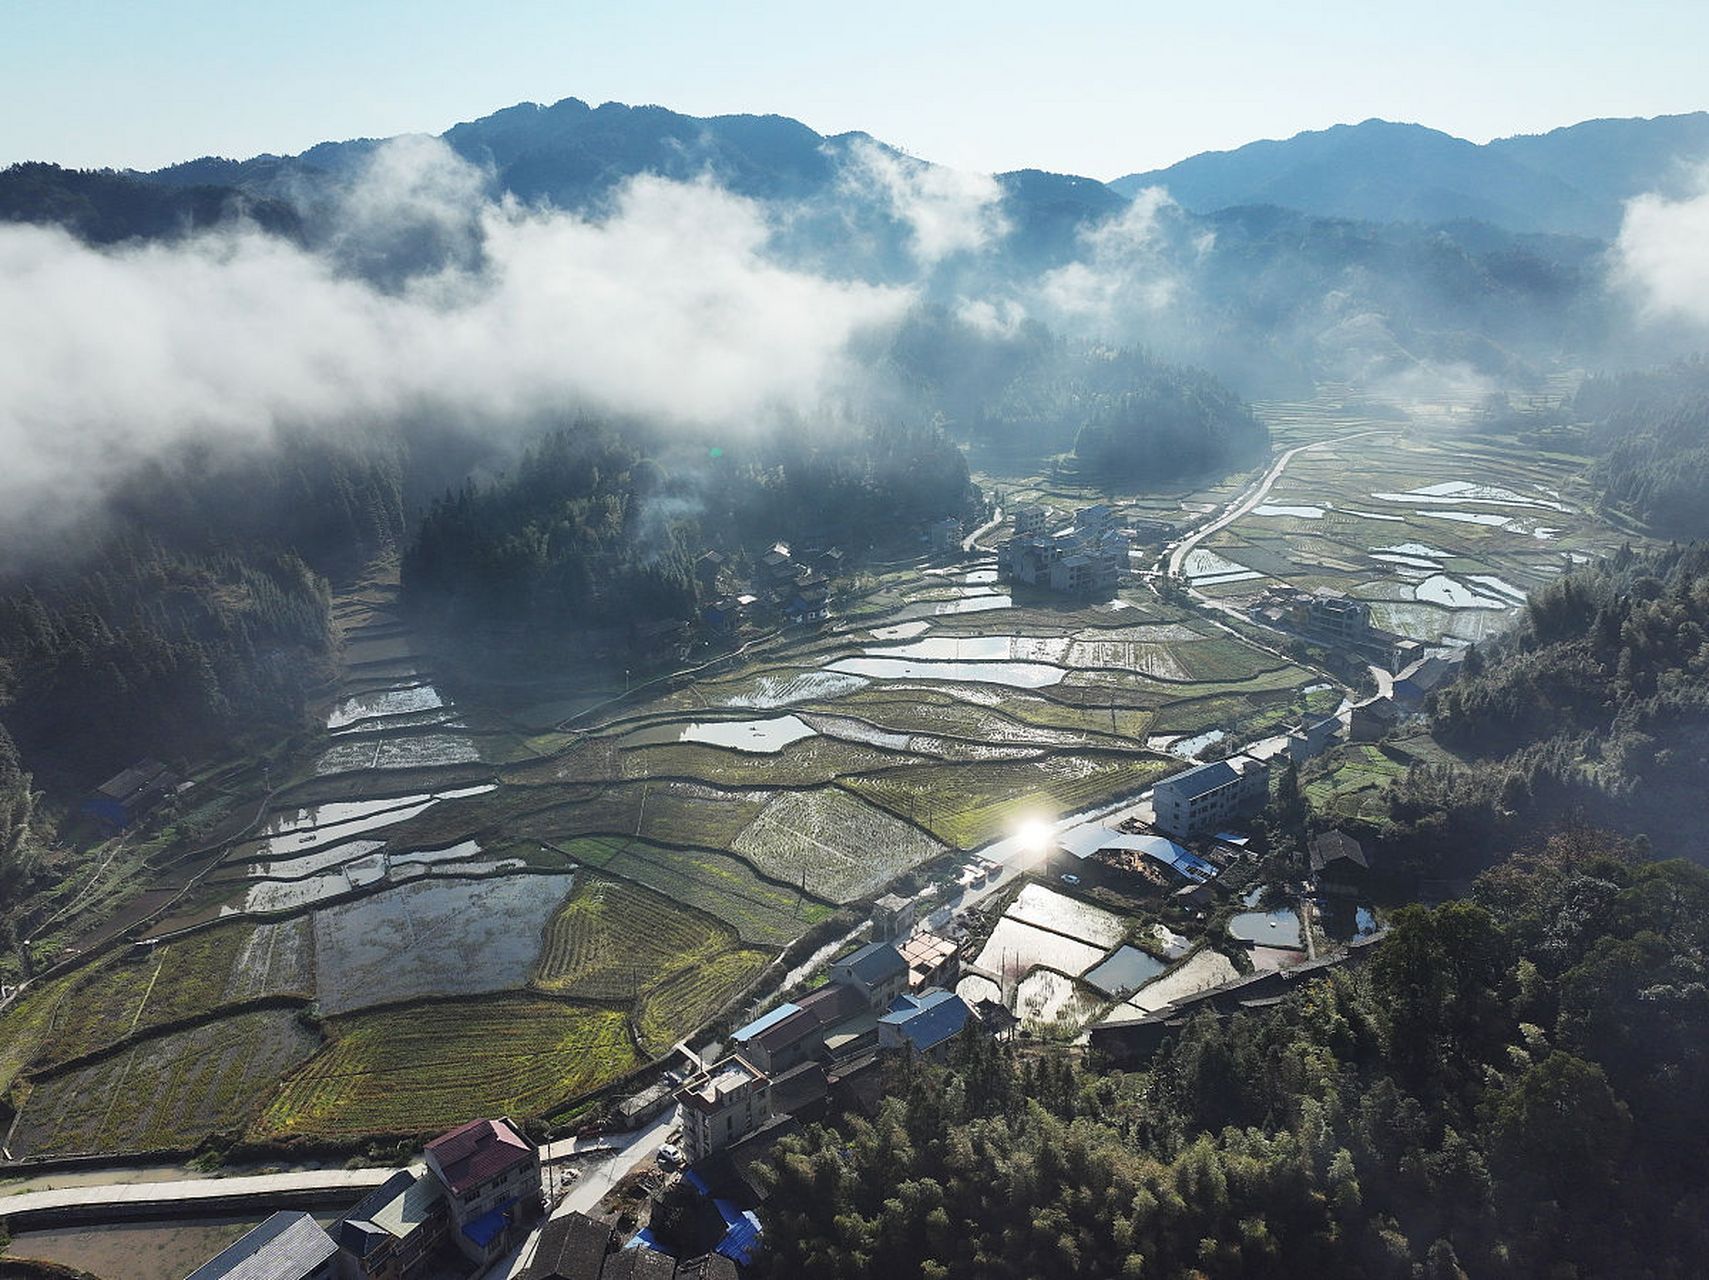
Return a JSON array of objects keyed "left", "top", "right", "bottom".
[{"left": 1112, "top": 112, "right": 1709, "bottom": 238}]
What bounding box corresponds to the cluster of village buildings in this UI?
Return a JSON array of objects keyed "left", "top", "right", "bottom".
[{"left": 997, "top": 503, "right": 1128, "bottom": 596}]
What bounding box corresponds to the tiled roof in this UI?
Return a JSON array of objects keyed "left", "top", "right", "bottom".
[
  {"left": 834, "top": 942, "right": 907, "bottom": 986},
  {"left": 1310, "top": 830, "right": 1369, "bottom": 872},
  {"left": 751, "top": 1006, "right": 822, "bottom": 1052},
  {"left": 524, "top": 1210, "right": 613, "bottom": 1280},
  {"left": 794, "top": 982, "right": 865, "bottom": 1027},
  {"left": 425, "top": 1116, "right": 533, "bottom": 1196},
  {"left": 185, "top": 1210, "right": 338, "bottom": 1280},
  {"left": 1156, "top": 759, "right": 1244, "bottom": 800}
]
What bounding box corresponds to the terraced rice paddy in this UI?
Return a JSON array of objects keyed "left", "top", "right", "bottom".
[
  {"left": 1014, "top": 968, "right": 1103, "bottom": 1035},
  {"left": 533, "top": 877, "right": 737, "bottom": 1001},
  {"left": 253, "top": 997, "right": 639, "bottom": 1139},
  {"left": 1197, "top": 422, "right": 1624, "bottom": 645},
  {"left": 21, "top": 402, "right": 1639, "bottom": 1155},
  {"left": 11, "top": 1010, "right": 322, "bottom": 1157}
]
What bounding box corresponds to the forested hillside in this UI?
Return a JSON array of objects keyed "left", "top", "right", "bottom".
[
  {"left": 1356, "top": 544, "right": 1709, "bottom": 871},
  {"left": 401, "top": 417, "right": 977, "bottom": 643},
  {"left": 886, "top": 310, "right": 1270, "bottom": 475},
  {"left": 0, "top": 433, "right": 422, "bottom": 793},
  {"left": 1577, "top": 359, "right": 1709, "bottom": 537},
  {"left": 0, "top": 162, "right": 300, "bottom": 244},
  {"left": 757, "top": 834, "right": 1709, "bottom": 1278},
  {"left": 0, "top": 543, "right": 332, "bottom": 787}
]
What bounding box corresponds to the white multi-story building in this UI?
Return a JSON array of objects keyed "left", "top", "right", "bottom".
[
  {"left": 1152, "top": 756, "right": 1270, "bottom": 839},
  {"left": 676, "top": 1054, "right": 772, "bottom": 1163}
]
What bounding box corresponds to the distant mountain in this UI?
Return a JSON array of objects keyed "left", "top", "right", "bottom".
[
  {"left": 2, "top": 97, "right": 1656, "bottom": 395},
  {"left": 1111, "top": 114, "right": 1709, "bottom": 239},
  {"left": 0, "top": 161, "right": 300, "bottom": 245}
]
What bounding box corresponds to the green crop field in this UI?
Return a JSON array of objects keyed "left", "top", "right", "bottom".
[
  {"left": 253, "top": 997, "right": 639, "bottom": 1140},
  {"left": 533, "top": 877, "right": 736, "bottom": 1000},
  {"left": 843, "top": 755, "right": 1168, "bottom": 849},
  {"left": 635, "top": 948, "right": 770, "bottom": 1056},
  {"left": 11, "top": 1009, "right": 321, "bottom": 1157},
  {"left": 577, "top": 838, "right": 832, "bottom": 946}
]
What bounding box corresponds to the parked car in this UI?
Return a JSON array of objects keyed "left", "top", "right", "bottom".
[
  {"left": 1060, "top": 873, "right": 1082, "bottom": 886},
  {"left": 657, "top": 1143, "right": 684, "bottom": 1168}
]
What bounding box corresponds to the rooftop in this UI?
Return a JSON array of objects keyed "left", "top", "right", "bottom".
[
  {"left": 1155, "top": 759, "right": 1244, "bottom": 800},
  {"left": 338, "top": 1169, "right": 443, "bottom": 1252},
  {"left": 677, "top": 1055, "right": 767, "bottom": 1113},
  {"left": 94, "top": 758, "right": 172, "bottom": 801},
  {"left": 729, "top": 1003, "right": 801, "bottom": 1044},
  {"left": 425, "top": 1117, "right": 533, "bottom": 1196},
  {"left": 833, "top": 941, "right": 907, "bottom": 987},
  {"left": 880, "top": 989, "right": 971, "bottom": 1053},
  {"left": 1310, "top": 830, "right": 1370, "bottom": 872},
  {"left": 185, "top": 1210, "right": 337, "bottom": 1280},
  {"left": 525, "top": 1210, "right": 614, "bottom": 1280}
]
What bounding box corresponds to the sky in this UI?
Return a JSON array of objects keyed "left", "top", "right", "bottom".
[{"left": 3, "top": 0, "right": 1707, "bottom": 179}]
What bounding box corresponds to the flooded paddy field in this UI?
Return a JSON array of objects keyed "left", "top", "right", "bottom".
[{"left": 1191, "top": 424, "right": 1629, "bottom": 644}]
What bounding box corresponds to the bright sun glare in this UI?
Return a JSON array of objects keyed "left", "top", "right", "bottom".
[{"left": 1015, "top": 818, "right": 1055, "bottom": 856}]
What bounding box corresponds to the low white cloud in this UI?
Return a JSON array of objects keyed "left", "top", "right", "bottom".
[
  {"left": 843, "top": 140, "right": 1009, "bottom": 266},
  {"left": 1037, "top": 186, "right": 1182, "bottom": 323},
  {"left": 1615, "top": 169, "right": 1709, "bottom": 327},
  {"left": 0, "top": 138, "right": 912, "bottom": 532}
]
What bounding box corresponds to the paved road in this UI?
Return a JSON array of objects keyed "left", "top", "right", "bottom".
[
  {"left": 0, "top": 1166, "right": 402, "bottom": 1229},
  {"left": 1164, "top": 431, "right": 1396, "bottom": 583},
  {"left": 961, "top": 507, "right": 1004, "bottom": 553},
  {"left": 490, "top": 1111, "right": 681, "bottom": 1279}
]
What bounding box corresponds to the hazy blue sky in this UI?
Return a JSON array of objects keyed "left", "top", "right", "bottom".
[{"left": 4, "top": 0, "right": 1706, "bottom": 178}]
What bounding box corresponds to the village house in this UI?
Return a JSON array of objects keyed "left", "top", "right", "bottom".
[
  {"left": 1347, "top": 694, "right": 1400, "bottom": 741},
  {"left": 1011, "top": 503, "right": 1053, "bottom": 536},
  {"left": 928, "top": 516, "right": 965, "bottom": 553},
  {"left": 1309, "top": 830, "right": 1372, "bottom": 896},
  {"left": 83, "top": 758, "right": 177, "bottom": 830},
  {"left": 675, "top": 1055, "right": 772, "bottom": 1163},
  {"left": 424, "top": 1116, "right": 541, "bottom": 1266},
  {"left": 524, "top": 1211, "right": 742, "bottom": 1280},
  {"left": 869, "top": 892, "right": 917, "bottom": 943},
  {"left": 998, "top": 504, "right": 1125, "bottom": 596},
  {"left": 878, "top": 989, "right": 972, "bottom": 1060},
  {"left": 1151, "top": 756, "right": 1270, "bottom": 840},
  {"left": 186, "top": 1210, "right": 339, "bottom": 1280},
  {"left": 335, "top": 1168, "right": 448, "bottom": 1280},
  {"left": 898, "top": 932, "right": 960, "bottom": 990},
  {"left": 727, "top": 1003, "right": 822, "bottom": 1075},
  {"left": 827, "top": 941, "right": 909, "bottom": 1009}
]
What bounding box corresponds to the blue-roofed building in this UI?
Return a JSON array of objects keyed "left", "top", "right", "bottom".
[
  {"left": 728, "top": 1003, "right": 799, "bottom": 1043},
  {"left": 828, "top": 942, "right": 909, "bottom": 1009},
  {"left": 1152, "top": 756, "right": 1269, "bottom": 839},
  {"left": 878, "top": 989, "right": 971, "bottom": 1060},
  {"left": 186, "top": 1210, "right": 339, "bottom": 1280}
]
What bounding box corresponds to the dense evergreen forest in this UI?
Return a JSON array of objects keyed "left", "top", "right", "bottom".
[
  {"left": 885, "top": 310, "right": 1270, "bottom": 479},
  {"left": 401, "top": 417, "right": 978, "bottom": 642},
  {"left": 0, "top": 162, "right": 301, "bottom": 245},
  {"left": 1354, "top": 543, "right": 1709, "bottom": 868},
  {"left": 757, "top": 833, "right": 1708, "bottom": 1278},
  {"left": 1575, "top": 359, "right": 1709, "bottom": 538},
  {"left": 0, "top": 434, "right": 420, "bottom": 795}
]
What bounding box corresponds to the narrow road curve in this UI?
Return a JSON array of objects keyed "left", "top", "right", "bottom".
[
  {"left": 1163, "top": 431, "right": 1396, "bottom": 581},
  {"left": 961, "top": 506, "right": 1003, "bottom": 553}
]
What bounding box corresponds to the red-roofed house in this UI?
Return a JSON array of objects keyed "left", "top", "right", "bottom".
[{"left": 425, "top": 1117, "right": 541, "bottom": 1265}]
